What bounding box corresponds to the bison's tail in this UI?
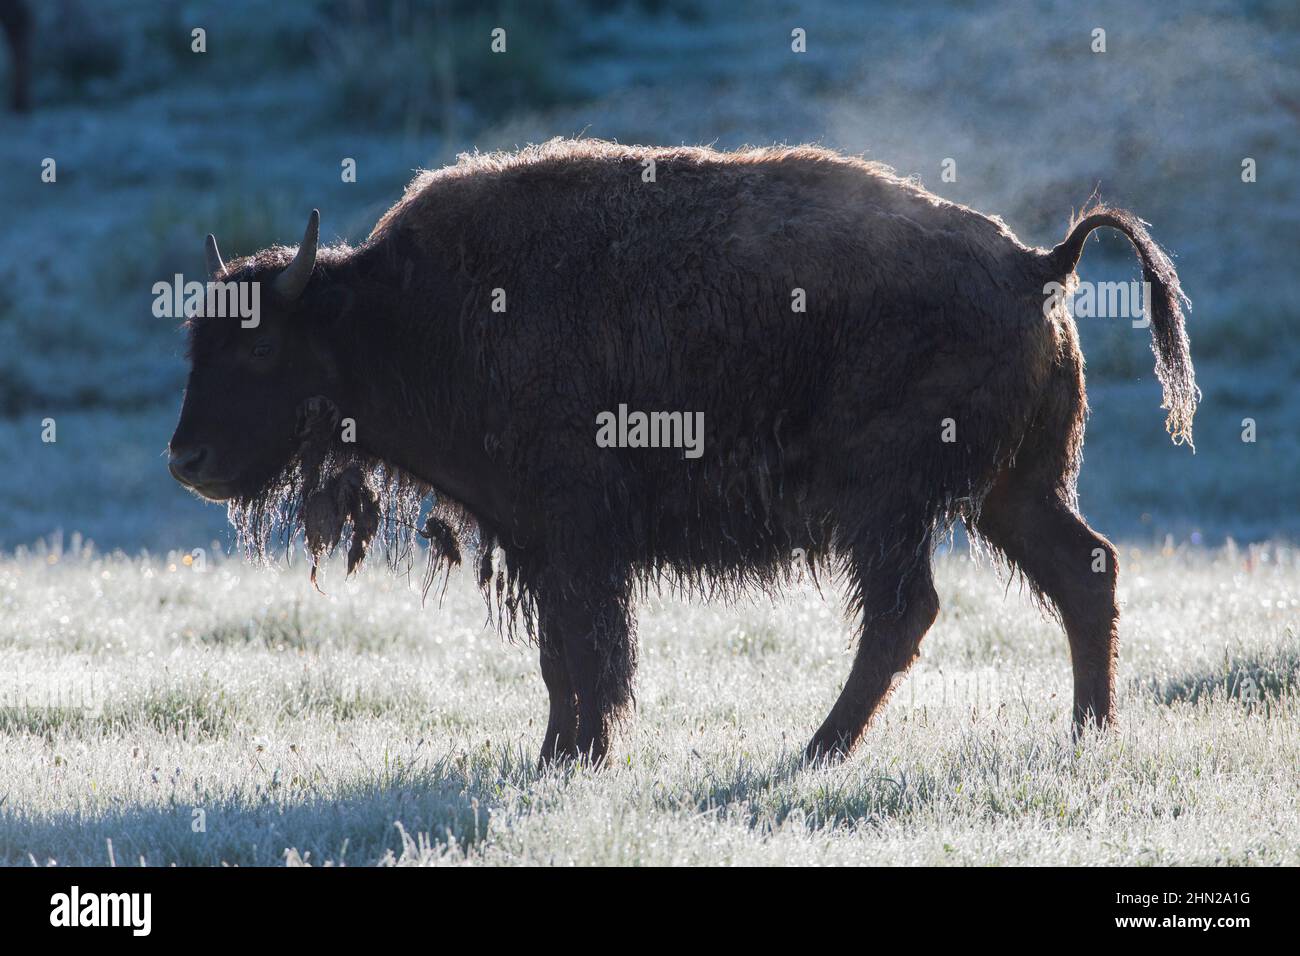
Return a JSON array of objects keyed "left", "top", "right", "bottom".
[{"left": 1044, "top": 205, "right": 1198, "bottom": 448}]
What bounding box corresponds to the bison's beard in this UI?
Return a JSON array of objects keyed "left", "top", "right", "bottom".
[{"left": 226, "top": 396, "right": 473, "bottom": 596}]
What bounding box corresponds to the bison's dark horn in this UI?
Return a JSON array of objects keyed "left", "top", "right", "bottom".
[
  {"left": 274, "top": 209, "right": 320, "bottom": 302},
  {"left": 204, "top": 234, "right": 225, "bottom": 278}
]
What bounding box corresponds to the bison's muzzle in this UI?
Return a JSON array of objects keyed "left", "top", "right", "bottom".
[{"left": 167, "top": 444, "right": 235, "bottom": 501}]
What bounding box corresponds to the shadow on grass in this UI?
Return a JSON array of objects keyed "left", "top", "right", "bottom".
[
  {"left": 659, "top": 733, "right": 1088, "bottom": 833},
  {"left": 0, "top": 747, "right": 536, "bottom": 867},
  {"left": 1134, "top": 639, "right": 1300, "bottom": 708}
]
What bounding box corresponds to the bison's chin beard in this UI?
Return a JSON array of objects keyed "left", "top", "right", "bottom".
[
  {"left": 225, "top": 397, "right": 473, "bottom": 595},
  {"left": 227, "top": 440, "right": 424, "bottom": 578}
]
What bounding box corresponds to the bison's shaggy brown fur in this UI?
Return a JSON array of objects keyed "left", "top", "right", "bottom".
[{"left": 170, "top": 138, "right": 1197, "bottom": 764}]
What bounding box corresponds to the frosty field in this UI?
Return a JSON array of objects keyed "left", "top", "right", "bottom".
[
  {"left": 0, "top": 539, "right": 1294, "bottom": 866},
  {"left": 0, "top": 0, "right": 1297, "bottom": 872}
]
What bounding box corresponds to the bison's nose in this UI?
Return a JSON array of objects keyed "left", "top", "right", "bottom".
[{"left": 168, "top": 446, "right": 211, "bottom": 485}]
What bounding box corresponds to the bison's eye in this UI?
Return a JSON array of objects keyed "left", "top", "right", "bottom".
[{"left": 250, "top": 338, "right": 275, "bottom": 359}]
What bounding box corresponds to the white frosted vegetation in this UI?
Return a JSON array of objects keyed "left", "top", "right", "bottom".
[
  {"left": 0, "top": 0, "right": 1296, "bottom": 866},
  {"left": 0, "top": 542, "right": 1294, "bottom": 866}
]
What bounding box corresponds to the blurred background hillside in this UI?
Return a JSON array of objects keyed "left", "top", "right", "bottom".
[{"left": 0, "top": 0, "right": 1296, "bottom": 554}]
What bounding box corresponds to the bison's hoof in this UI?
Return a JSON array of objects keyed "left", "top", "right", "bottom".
[{"left": 803, "top": 733, "right": 853, "bottom": 766}]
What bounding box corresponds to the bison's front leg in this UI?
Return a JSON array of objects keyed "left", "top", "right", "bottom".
[
  {"left": 537, "top": 642, "right": 577, "bottom": 765},
  {"left": 536, "top": 571, "right": 637, "bottom": 766}
]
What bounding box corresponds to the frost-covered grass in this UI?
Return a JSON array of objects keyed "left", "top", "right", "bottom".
[
  {"left": 0, "top": 0, "right": 1296, "bottom": 866},
  {"left": 0, "top": 542, "right": 1295, "bottom": 866}
]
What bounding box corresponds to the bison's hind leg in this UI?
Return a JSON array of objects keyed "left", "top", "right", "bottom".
[
  {"left": 806, "top": 538, "right": 940, "bottom": 763},
  {"left": 972, "top": 341, "right": 1119, "bottom": 733},
  {"left": 975, "top": 468, "right": 1119, "bottom": 733}
]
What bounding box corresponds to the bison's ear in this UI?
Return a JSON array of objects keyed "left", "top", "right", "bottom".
[
  {"left": 274, "top": 209, "right": 320, "bottom": 303},
  {"left": 204, "top": 234, "right": 225, "bottom": 279}
]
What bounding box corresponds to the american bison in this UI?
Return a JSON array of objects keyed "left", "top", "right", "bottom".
[{"left": 168, "top": 139, "right": 1196, "bottom": 764}]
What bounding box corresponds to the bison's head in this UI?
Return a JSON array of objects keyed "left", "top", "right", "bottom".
[{"left": 168, "top": 210, "right": 343, "bottom": 502}]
